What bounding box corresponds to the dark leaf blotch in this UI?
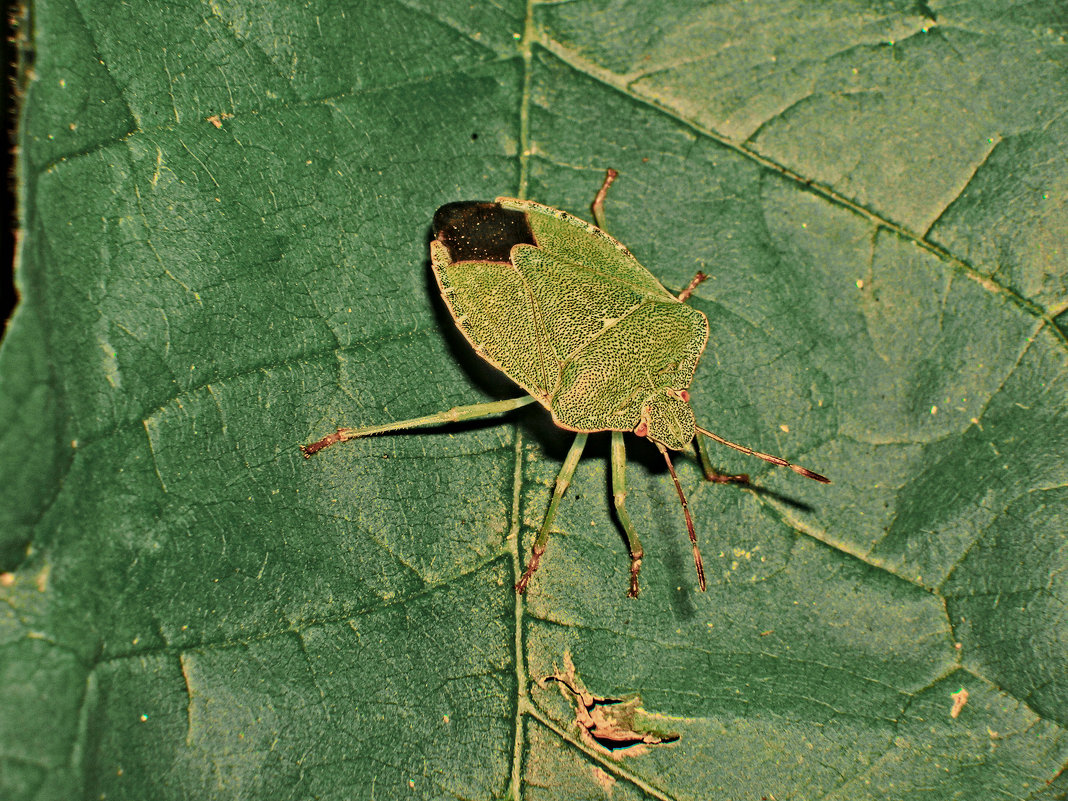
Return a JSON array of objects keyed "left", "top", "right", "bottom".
[{"left": 433, "top": 201, "right": 535, "bottom": 263}]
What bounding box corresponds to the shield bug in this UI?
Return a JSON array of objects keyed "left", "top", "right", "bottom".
[{"left": 303, "top": 170, "right": 829, "bottom": 597}]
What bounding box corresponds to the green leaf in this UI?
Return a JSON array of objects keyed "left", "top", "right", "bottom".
[{"left": 3, "top": 1, "right": 1066, "bottom": 799}]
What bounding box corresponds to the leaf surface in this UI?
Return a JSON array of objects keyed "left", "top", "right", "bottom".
[{"left": 3, "top": 1, "right": 1066, "bottom": 799}]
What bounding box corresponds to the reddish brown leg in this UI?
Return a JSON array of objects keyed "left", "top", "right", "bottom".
[
  {"left": 590, "top": 168, "right": 619, "bottom": 230},
  {"left": 677, "top": 272, "right": 708, "bottom": 303},
  {"left": 694, "top": 434, "right": 749, "bottom": 484},
  {"left": 656, "top": 443, "right": 707, "bottom": 592}
]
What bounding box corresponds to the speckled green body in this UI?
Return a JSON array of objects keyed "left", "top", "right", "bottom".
[{"left": 430, "top": 198, "right": 708, "bottom": 450}]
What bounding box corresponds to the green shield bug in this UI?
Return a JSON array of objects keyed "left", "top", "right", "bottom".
[{"left": 303, "top": 170, "right": 829, "bottom": 597}]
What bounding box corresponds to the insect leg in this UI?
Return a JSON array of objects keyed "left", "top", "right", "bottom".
[
  {"left": 694, "top": 433, "right": 749, "bottom": 484},
  {"left": 610, "top": 431, "right": 645, "bottom": 598},
  {"left": 590, "top": 168, "right": 619, "bottom": 230},
  {"left": 301, "top": 396, "right": 538, "bottom": 457},
  {"left": 696, "top": 426, "right": 830, "bottom": 483},
  {"left": 515, "top": 432, "right": 588, "bottom": 594},
  {"left": 677, "top": 272, "right": 709, "bottom": 303},
  {"left": 656, "top": 443, "right": 707, "bottom": 592}
]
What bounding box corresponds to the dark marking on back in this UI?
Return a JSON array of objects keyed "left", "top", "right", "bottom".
[{"left": 433, "top": 201, "right": 535, "bottom": 263}]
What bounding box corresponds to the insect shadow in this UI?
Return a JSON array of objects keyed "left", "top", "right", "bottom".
[
  {"left": 422, "top": 244, "right": 577, "bottom": 459},
  {"left": 423, "top": 245, "right": 518, "bottom": 398},
  {"left": 424, "top": 238, "right": 700, "bottom": 579},
  {"left": 424, "top": 233, "right": 819, "bottom": 596},
  {"left": 424, "top": 231, "right": 823, "bottom": 506}
]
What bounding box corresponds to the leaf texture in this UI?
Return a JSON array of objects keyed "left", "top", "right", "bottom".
[{"left": 2, "top": 1, "right": 1066, "bottom": 799}]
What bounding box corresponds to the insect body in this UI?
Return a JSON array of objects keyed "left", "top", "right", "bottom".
[{"left": 303, "top": 170, "right": 829, "bottom": 597}]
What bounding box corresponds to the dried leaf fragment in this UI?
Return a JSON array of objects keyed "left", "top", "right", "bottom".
[
  {"left": 950, "top": 687, "right": 969, "bottom": 718},
  {"left": 206, "top": 113, "right": 234, "bottom": 128},
  {"left": 543, "top": 653, "right": 679, "bottom": 758}
]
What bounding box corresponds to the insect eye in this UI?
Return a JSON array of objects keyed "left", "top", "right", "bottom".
[{"left": 666, "top": 388, "right": 690, "bottom": 403}]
